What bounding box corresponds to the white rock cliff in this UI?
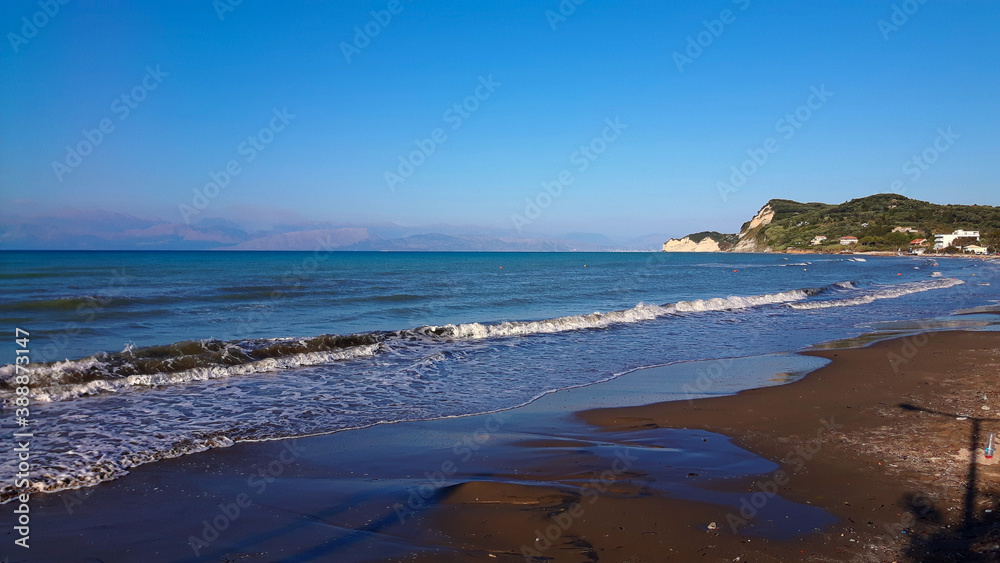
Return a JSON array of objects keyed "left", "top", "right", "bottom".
[
  {"left": 731, "top": 203, "right": 775, "bottom": 252},
  {"left": 661, "top": 237, "right": 722, "bottom": 252},
  {"left": 662, "top": 203, "right": 776, "bottom": 253}
]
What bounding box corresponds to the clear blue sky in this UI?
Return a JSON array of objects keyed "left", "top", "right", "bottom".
[{"left": 2, "top": 0, "right": 998, "bottom": 239}]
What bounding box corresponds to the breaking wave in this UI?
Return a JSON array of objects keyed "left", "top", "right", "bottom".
[
  {"left": 789, "top": 278, "right": 964, "bottom": 310},
  {"left": 0, "top": 278, "right": 964, "bottom": 405},
  {"left": 0, "top": 274, "right": 974, "bottom": 503},
  {"left": 0, "top": 286, "right": 831, "bottom": 404}
]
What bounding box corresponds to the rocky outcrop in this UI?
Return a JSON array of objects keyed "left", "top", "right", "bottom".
[
  {"left": 727, "top": 203, "right": 775, "bottom": 252},
  {"left": 661, "top": 236, "right": 722, "bottom": 252},
  {"left": 663, "top": 203, "right": 775, "bottom": 253},
  {"left": 738, "top": 204, "right": 775, "bottom": 237},
  {"left": 731, "top": 235, "right": 768, "bottom": 253},
  {"left": 664, "top": 194, "right": 1000, "bottom": 253}
]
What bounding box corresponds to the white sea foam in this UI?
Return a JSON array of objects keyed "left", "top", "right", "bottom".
[
  {"left": 0, "top": 433, "right": 238, "bottom": 503},
  {"left": 437, "top": 289, "right": 810, "bottom": 339},
  {"left": 442, "top": 302, "right": 667, "bottom": 339},
  {"left": 17, "top": 344, "right": 381, "bottom": 403},
  {"left": 2, "top": 281, "right": 945, "bottom": 407},
  {"left": 789, "top": 278, "right": 964, "bottom": 310},
  {"left": 0, "top": 274, "right": 977, "bottom": 504},
  {"left": 0, "top": 356, "right": 105, "bottom": 381},
  {"left": 4, "top": 288, "right": 822, "bottom": 406},
  {"left": 670, "top": 289, "right": 809, "bottom": 312}
]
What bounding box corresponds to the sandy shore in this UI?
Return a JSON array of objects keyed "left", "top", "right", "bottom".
[
  {"left": 10, "top": 331, "right": 1000, "bottom": 562},
  {"left": 420, "top": 331, "right": 1000, "bottom": 562}
]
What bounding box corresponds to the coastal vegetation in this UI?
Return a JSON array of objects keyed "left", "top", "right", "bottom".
[{"left": 678, "top": 194, "right": 1000, "bottom": 253}]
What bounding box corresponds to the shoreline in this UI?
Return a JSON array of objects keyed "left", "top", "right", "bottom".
[
  {"left": 577, "top": 330, "right": 1000, "bottom": 560},
  {"left": 13, "top": 330, "right": 1000, "bottom": 562},
  {"left": 411, "top": 330, "right": 1000, "bottom": 562},
  {"left": 661, "top": 249, "right": 1000, "bottom": 258}
]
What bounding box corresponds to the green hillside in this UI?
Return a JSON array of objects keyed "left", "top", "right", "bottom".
[
  {"left": 686, "top": 231, "right": 740, "bottom": 250},
  {"left": 736, "top": 194, "right": 1000, "bottom": 252}
]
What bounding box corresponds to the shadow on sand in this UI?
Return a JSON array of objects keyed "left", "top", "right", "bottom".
[{"left": 897, "top": 403, "right": 1000, "bottom": 562}]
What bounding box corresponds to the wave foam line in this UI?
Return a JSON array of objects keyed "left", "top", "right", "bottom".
[
  {"left": 789, "top": 278, "right": 964, "bottom": 310},
  {"left": 12, "top": 344, "right": 380, "bottom": 403},
  {"left": 0, "top": 434, "right": 237, "bottom": 504},
  {"left": 0, "top": 285, "right": 839, "bottom": 402},
  {"left": 431, "top": 288, "right": 811, "bottom": 339}
]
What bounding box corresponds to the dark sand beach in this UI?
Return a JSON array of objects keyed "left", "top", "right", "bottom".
[{"left": 12, "top": 331, "right": 1000, "bottom": 562}]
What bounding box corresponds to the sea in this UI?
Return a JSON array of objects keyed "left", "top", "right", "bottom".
[{"left": 1, "top": 250, "right": 998, "bottom": 502}]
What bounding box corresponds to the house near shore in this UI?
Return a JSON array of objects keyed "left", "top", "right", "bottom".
[
  {"left": 840, "top": 236, "right": 858, "bottom": 245},
  {"left": 810, "top": 235, "right": 828, "bottom": 246},
  {"left": 934, "top": 229, "right": 980, "bottom": 249},
  {"left": 910, "top": 238, "right": 928, "bottom": 246},
  {"left": 963, "top": 245, "right": 989, "bottom": 255}
]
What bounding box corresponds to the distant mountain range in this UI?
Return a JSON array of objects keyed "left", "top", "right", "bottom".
[
  {"left": 0, "top": 209, "right": 667, "bottom": 251},
  {"left": 663, "top": 194, "right": 1000, "bottom": 253}
]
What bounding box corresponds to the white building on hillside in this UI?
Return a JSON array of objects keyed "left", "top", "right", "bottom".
[
  {"left": 811, "top": 236, "right": 828, "bottom": 245},
  {"left": 934, "top": 230, "right": 980, "bottom": 249}
]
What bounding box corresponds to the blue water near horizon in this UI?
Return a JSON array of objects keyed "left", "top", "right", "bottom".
[{"left": 1, "top": 250, "right": 998, "bottom": 500}]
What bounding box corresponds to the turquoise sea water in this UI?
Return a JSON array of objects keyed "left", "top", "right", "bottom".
[{"left": 1, "top": 251, "right": 997, "bottom": 500}]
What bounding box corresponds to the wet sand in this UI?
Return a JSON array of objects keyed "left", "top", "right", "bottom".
[
  {"left": 10, "top": 331, "right": 1000, "bottom": 562},
  {"left": 422, "top": 330, "right": 1000, "bottom": 562}
]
